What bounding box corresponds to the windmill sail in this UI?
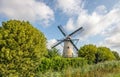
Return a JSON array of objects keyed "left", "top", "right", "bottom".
[
  {"left": 69, "top": 39, "right": 78, "bottom": 51},
  {"left": 52, "top": 40, "right": 64, "bottom": 48},
  {"left": 58, "top": 25, "right": 68, "bottom": 36},
  {"left": 69, "top": 27, "right": 83, "bottom": 37}
]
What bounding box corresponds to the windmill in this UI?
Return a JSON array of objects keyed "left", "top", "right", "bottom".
[{"left": 52, "top": 25, "right": 83, "bottom": 57}]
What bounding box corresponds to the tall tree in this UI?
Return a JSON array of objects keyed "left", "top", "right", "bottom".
[
  {"left": 78, "top": 44, "right": 97, "bottom": 64},
  {"left": 0, "top": 20, "right": 47, "bottom": 77},
  {"left": 96, "top": 47, "right": 116, "bottom": 62}
]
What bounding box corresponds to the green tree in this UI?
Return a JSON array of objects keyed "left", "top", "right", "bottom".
[
  {"left": 112, "top": 51, "right": 120, "bottom": 60},
  {"left": 0, "top": 20, "right": 47, "bottom": 77},
  {"left": 96, "top": 47, "right": 116, "bottom": 62},
  {"left": 46, "top": 48, "right": 61, "bottom": 58},
  {"left": 78, "top": 44, "right": 97, "bottom": 64}
]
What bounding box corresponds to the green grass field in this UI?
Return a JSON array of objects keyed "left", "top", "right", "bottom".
[{"left": 37, "top": 61, "right": 120, "bottom": 77}]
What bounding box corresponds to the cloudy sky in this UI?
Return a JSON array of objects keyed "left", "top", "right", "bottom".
[{"left": 0, "top": 0, "right": 120, "bottom": 54}]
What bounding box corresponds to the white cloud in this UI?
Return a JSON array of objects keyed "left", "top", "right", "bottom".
[
  {"left": 102, "top": 23, "right": 120, "bottom": 53},
  {"left": 95, "top": 5, "right": 108, "bottom": 15},
  {"left": 65, "top": 18, "right": 75, "bottom": 31},
  {"left": 56, "top": 0, "right": 84, "bottom": 16},
  {"left": 65, "top": 5, "right": 120, "bottom": 38},
  {"left": 105, "top": 34, "right": 120, "bottom": 47},
  {"left": 103, "top": 24, "right": 120, "bottom": 36},
  {"left": 62, "top": 1, "right": 120, "bottom": 53},
  {"left": 113, "top": 1, "right": 120, "bottom": 8},
  {"left": 0, "top": 0, "right": 54, "bottom": 26}
]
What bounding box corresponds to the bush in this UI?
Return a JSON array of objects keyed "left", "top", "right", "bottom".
[
  {"left": 96, "top": 47, "right": 116, "bottom": 63},
  {"left": 78, "top": 44, "right": 116, "bottom": 64},
  {"left": 0, "top": 20, "right": 47, "bottom": 77},
  {"left": 78, "top": 44, "right": 97, "bottom": 64},
  {"left": 37, "top": 57, "right": 87, "bottom": 72}
]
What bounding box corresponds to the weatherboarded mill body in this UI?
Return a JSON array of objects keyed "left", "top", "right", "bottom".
[{"left": 63, "top": 40, "right": 73, "bottom": 57}]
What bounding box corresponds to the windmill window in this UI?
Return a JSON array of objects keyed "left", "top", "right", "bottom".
[{"left": 67, "top": 46, "right": 69, "bottom": 49}]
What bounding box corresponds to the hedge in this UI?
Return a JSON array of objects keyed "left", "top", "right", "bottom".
[{"left": 37, "top": 57, "right": 87, "bottom": 72}]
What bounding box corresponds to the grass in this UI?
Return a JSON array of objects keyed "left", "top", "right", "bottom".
[
  {"left": 106, "top": 73, "right": 120, "bottom": 77},
  {"left": 37, "top": 61, "right": 120, "bottom": 77}
]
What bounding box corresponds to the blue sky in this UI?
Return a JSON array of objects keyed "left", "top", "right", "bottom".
[{"left": 0, "top": 0, "right": 120, "bottom": 54}]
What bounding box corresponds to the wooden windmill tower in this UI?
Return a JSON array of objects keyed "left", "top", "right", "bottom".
[{"left": 52, "top": 25, "right": 83, "bottom": 57}]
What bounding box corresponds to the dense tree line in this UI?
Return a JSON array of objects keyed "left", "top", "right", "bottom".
[{"left": 78, "top": 44, "right": 120, "bottom": 64}]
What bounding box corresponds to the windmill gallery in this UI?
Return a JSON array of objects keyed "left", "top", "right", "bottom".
[{"left": 52, "top": 25, "right": 83, "bottom": 58}]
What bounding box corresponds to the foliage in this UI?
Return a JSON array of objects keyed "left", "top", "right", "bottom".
[
  {"left": 78, "top": 44, "right": 116, "bottom": 64},
  {"left": 96, "top": 47, "right": 116, "bottom": 62},
  {"left": 38, "top": 61, "right": 120, "bottom": 77},
  {"left": 46, "top": 48, "right": 61, "bottom": 58},
  {"left": 0, "top": 20, "right": 47, "bottom": 77},
  {"left": 78, "top": 44, "right": 97, "bottom": 64},
  {"left": 37, "top": 57, "right": 87, "bottom": 72},
  {"left": 112, "top": 51, "right": 120, "bottom": 60}
]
